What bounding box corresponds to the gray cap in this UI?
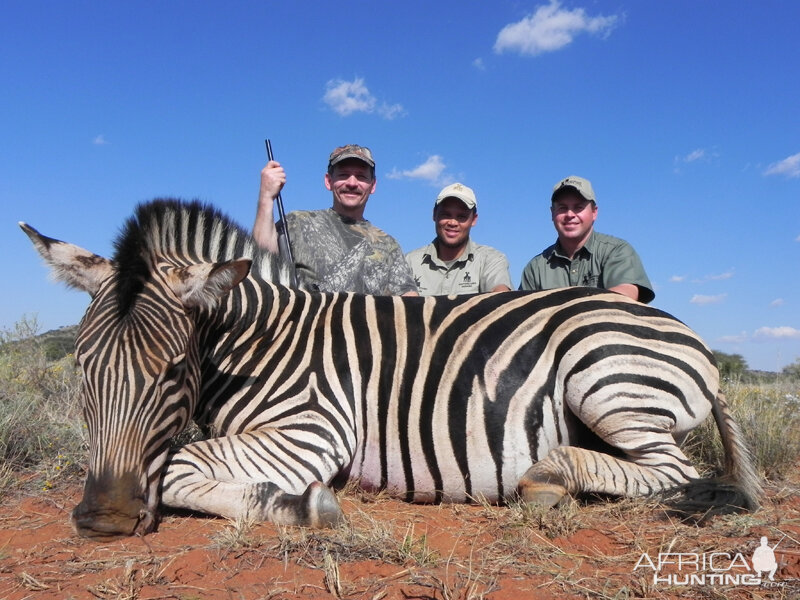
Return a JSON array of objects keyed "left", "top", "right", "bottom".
[
  {"left": 436, "top": 182, "right": 477, "bottom": 210},
  {"left": 551, "top": 175, "right": 596, "bottom": 203}
]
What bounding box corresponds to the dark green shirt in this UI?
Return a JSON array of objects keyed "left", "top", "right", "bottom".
[{"left": 519, "top": 231, "right": 655, "bottom": 303}]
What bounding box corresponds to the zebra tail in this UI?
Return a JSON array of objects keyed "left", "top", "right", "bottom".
[
  {"left": 664, "top": 391, "right": 763, "bottom": 517},
  {"left": 709, "top": 391, "right": 763, "bottom": 511}
]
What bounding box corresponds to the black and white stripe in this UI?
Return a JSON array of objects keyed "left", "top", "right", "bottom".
[{"left": 21, "top": 199, "right": 761, "bottom": 537}]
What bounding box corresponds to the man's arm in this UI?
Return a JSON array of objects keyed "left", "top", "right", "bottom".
[
  {"left": 607, "top": 283, "right": 639, "bottom": 301},
  {"left": 481, "top": 248, "right": 513, "bottom": 293},
  {"left": 384, "top": 240, "right": 419, "bottom": 296},
  {"left": 598, "top": 238, "right": 654, "bottom": 303},
  {"left": 252, "top": 161, "right": 286, "bottom": 253}
]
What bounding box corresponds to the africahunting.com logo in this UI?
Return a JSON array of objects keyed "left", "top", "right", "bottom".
[{"left": 634, "top": 533, "right": 799, "bottom": 591}]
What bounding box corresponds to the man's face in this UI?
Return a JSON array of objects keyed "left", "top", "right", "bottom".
[
  {"left": 325, "top": 160, "right": 376, "bottom": 215},
  {"left": 434, "top": 197, "right": 477, "bottom": 249},
  {"left": 550, "top": 192, "right": 597, "bottom": 243}
]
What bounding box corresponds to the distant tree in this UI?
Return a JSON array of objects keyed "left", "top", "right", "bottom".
[
  {"left": 782, "top": 358, "right": 800, "bottom": 381},
  {"left": 42, "top": 336, "right": 75, "bottom": 361},
  {"left": 712, "top": 351, "right": 748, "bottom": 379}
]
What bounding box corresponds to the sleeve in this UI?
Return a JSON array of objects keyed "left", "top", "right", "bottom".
[
  {"left": 283, "top": 212, "right": 320, "bottom": 289},
  {"left": 600, "top": 241, "right": 655, "bottom": 303},
  {"left": 385, "top": 242, "right": 419, "bottom": 295},
  {"left": 518, "top": 259, "right": 538, "bottom": 291},
  {"left": 480, "top": 249, "right": 513, "bottom": 291}
]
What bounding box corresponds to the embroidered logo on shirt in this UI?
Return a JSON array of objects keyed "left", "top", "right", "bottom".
[{"left": 582, "top": 273, "right": 600, "bottom": 287}]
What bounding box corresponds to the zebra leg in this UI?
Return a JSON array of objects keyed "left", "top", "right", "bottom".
[
  {"left": 161, "top": 475, "right": 343, "bottom": 527},
  {"left": 161, "top": 467, "right": 344, "bottom": 528},
  {"left": 519, "top": 432, "right": 699, "bottom": 507},
  {"left": 159, "top": 434, "right": 346, "bottom": 527}
]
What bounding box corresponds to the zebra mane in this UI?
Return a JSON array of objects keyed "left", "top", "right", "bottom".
[{"left": 112, "top": 198, "right": 293, "bottom": 313}]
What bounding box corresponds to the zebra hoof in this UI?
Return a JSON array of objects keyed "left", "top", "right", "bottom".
[
  {"left": 519, "top": 482, "right": 568, "bottom": 508},
  {"left": 305, "top": 481, "right": 344, "bottom": 528}
]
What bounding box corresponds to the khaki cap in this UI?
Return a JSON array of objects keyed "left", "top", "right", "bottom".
[
  {"left": 436, "top": 182, "right": 477, "bottom": 210},
  {"left": 551, "top": 175, "right": 596, "bottom": 203}
]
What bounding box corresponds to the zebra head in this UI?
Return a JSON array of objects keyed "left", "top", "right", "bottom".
[{"left": 19, "top": 201, "right": 254, "bottom": 539}]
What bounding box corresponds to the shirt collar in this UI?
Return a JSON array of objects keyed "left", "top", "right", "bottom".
[
  {"left": 423, "top": 238, "right": 476, "bottom": 267},
  {"left": 328, "top": 207, "right": 367, "bottom": 225},
  {"left": 549, "top": 231, "right": 596, "bottom": 261}
]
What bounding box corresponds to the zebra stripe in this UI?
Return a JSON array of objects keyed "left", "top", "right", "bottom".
[{"left": 20, "top": 199, "right": 761, "bottom": 538}]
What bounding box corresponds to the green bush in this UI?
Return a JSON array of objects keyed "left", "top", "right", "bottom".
[{"left": 0, "top": 317, "right": 85, "bottom": 499}]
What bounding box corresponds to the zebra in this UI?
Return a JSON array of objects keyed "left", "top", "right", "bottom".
[{"left": 20, "top": 199, "right": 762, "bottom": 539}]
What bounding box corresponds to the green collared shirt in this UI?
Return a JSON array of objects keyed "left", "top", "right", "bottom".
[
  {"left": 519, "top": 231, "right": 655, "bottom": 303},
  {"left": 406, "top": 238, "right": 512, "bottom": 296}
]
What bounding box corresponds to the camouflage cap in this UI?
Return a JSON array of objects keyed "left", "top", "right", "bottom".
[
  {"left": 435, "top": 182, "right": 477, "bottom": 210},
  {"left": 551, "top": 175, "right": 596, "bottom": 203},
  {"left": 328, "top": 144, "right": 375, "bottom": 169}
]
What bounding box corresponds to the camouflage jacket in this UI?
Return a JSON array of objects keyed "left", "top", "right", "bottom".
[{"left": 281, "top": 209, "right": 417, "bottom": 295}]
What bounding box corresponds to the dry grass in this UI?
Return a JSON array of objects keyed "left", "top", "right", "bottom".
[
  {"left": 683, "top": 379, "right": 800, "bottom": 481},
  {"left": 0, "top": 317, "right": 85, "bottom": 501},
  {"left": 2, "top": 470, "right": 797, "bottom": 599}
]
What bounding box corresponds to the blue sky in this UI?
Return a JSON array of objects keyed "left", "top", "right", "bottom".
[{"left": 2, "top": 1, "right": 798, "bottom": 372}]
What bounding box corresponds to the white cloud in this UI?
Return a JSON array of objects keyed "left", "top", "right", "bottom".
[
  {"left": 93, "top": 134, "right": 109, "bottom": 146},
  {"left": 764, "top": 152, "right": 800, "bottom": 178},
  {"left": 690, "top": 293, "right": 727, "bottom": 305},
  {"left": 719, "top": 326, "right": 800, "bottom": 345},
  {"left": 770, "top": 298, "right": 785, "bottom": 307},
  {"left": 684, "top": 149, "right": 705, "bottom": 162},
  {"left": 669, "top": 275, "right": 686, "bottom": 283},
  {"left": 323, "top": 78, "right": 374, "bottom": 115},
  {"left": 473, "top": 57, "right": 486, "bottom": 71},
  {"left": 753, "top": 326, "right": 800, "bottom": 340},
  {"left": 494, "top": 0, "right": 619, "bottom": 56},
  {"left": 707, "top": 270, "right": 735, "bottom": 281},
  {"left": 323, "top": 78, "right": 405, "bottom": 119},
  {"left": 378, "top": 102, "right": 405, "bottom": 120},
  {"left": 673, "top": 148, "right": 721, "bottom": 173},
  {"left": 386, "top": 155, "right": 454, "bottom": 187},
  {"left": 719, "top": 332, "right": 748, "bottom": 344},
  {"left": 692, "top": 269, "right": 735, "bottom": 283}
]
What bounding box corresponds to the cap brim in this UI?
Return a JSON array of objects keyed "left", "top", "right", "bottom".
[{"left": 330, "top": 153, "right": 375, "bottom": 167}]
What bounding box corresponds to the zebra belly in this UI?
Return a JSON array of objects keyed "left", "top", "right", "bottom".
[{"left": 347, "top": 409, "right": 562, "bottom": 504}]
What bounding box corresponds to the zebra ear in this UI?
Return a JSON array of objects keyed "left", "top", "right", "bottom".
[
  {"left": 163, "top": 259, "right": 252, "bottom": 310},
  {"left": 20, "top": 222, "right": 114, "bottom": 297}
]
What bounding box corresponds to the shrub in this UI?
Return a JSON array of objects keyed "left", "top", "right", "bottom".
[
  {"left": 0, "top": 317, "right": 85, "bottom": 499},
  {"left": 684, "top": 379, "right": 800, "bottom": 481}
]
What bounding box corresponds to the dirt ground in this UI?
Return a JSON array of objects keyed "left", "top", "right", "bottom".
[{"left": 1, "top": 476, "right": 799, "bottom": 600}]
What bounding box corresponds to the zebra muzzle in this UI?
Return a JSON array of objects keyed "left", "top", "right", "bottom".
[{"left": 71, "top": 471, "right": 153, "bottom": 539}]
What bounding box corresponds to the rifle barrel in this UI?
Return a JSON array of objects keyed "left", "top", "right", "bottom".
[{"left": 264, "top": 139, "right": 297, "bottom": 286}]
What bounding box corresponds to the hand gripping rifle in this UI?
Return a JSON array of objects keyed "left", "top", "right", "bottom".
[{"left": 265, "top": 139, "right": 298, "bottom": 288}]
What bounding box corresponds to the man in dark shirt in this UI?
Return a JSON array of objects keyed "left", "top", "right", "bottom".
[{"left": 519, "top": 175, "right": 654, "bottom": 303}]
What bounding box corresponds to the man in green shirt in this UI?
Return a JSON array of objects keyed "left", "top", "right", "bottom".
[
  {"left": 519, "top": 176, "right": 654, "bottom": 303},
  {"left": 406, "top": 182, "right": 512, "bottom": 296},
  {"left": 254, "top": 144, "right": 418, "bottom": 296}
]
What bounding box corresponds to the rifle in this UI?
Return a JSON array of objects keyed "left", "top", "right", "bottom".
[{"left": 265, "top": 139, "right": 298, "bottom": 287}]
